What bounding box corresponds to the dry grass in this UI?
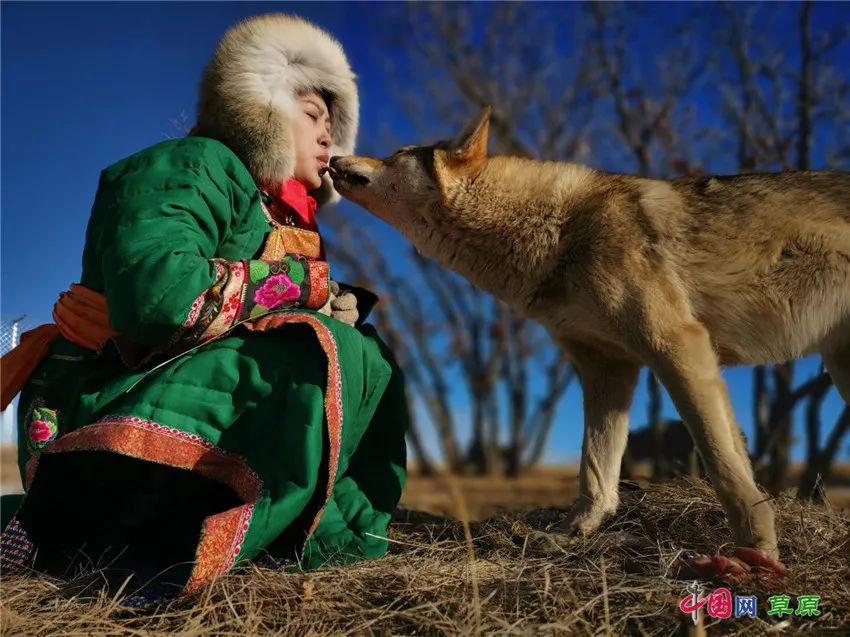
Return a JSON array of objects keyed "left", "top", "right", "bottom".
[{"left": 2, "top": 478, "right": 849, "bottom": 636}]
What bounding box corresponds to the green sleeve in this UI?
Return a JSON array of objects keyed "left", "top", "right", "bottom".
[{"left": 89, "top": 140, "right": 329, "bottom": 348}]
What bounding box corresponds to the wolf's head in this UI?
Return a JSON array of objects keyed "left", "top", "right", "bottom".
[
  {"left": 329, "top": 107, "right": 596, "bottom": 311},
  {"left": 328, "top": 107, "right": 492, "bottom": 255}
]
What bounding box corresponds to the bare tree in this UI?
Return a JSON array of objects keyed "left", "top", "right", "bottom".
[
  {"left": 717, "top": 0, "right": 850, "bottom": 494},
  {"left": 323, "top": 210, "right": 576, "bottom": 476},
  {"left": 587, "top": 3, "right": 711, "bottom": 480},
  {"left": 325, "top": 2, "right": 608, "bottom": 476}
]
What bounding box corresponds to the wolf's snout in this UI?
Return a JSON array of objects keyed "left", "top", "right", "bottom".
[
  {"left": 329, "top": 155, "right": 354, "bottom": 171},
  {"left": 328, "top": 156, "right": 370, "bottom": 186}
]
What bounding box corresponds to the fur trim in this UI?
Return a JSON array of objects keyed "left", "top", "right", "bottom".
[{"left": 192, "top": 14, "right": 358, "bottom": 206}]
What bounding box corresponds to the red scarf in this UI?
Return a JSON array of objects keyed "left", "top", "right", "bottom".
[{"left": 269, "top": 179, "right": 319, "bottom": 232}]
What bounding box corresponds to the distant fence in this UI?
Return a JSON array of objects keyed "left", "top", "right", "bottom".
[
  {"left": 0, "top": 315, "right": 27, "bottom": 356},
  {"left": 0, "top": 315, "right": 28, "bottom": 443}
]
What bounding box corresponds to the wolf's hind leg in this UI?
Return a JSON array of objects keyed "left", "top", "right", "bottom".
[
  {"left": 555, "top": 344, "right": 640, "bottom": 535},
  {"left": 648, "top": 321, "right": 779, "bottom": 558}
]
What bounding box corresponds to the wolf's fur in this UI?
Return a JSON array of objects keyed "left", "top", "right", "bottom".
[{"left": 331, "top": 108, "right": 850, "bottom": 558}]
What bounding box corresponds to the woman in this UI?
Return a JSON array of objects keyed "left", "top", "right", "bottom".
[{"left": 0, "top": 14, "right": 407, "bottom": 596}]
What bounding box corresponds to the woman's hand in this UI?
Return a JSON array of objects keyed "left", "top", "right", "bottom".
[{"left": 328, "top": 280, "right": 359, "bottom": 325}]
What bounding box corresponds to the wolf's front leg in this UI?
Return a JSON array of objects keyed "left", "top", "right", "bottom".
[
  {"left": 556, "top": 344, "right": 639, "bottom": 535},
  {"left": 648, "top": 322, "right": 779, "bottom": 558}
]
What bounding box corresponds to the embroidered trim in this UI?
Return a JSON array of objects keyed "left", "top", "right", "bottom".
[
  {"left": 0, "top": 517, "right": 35, "bottom": 570},
  {"left": 30, "top": 416, "right": 263, "bottom": 592},
  {"left": 197, "top": 261, "right": 246, "bottom": 343},
  {"left": 175, "top": 260, "right": 232, "bottom": 348},
  {"left": 14, "top": 314, "right": 343, "bottom": 589},
  {"left": 184, "top": 291, "right": 206, "bottom": 328},
  {"left": 253, "top": 313, "right": 343, "bottom": 542},
  {"left": 40, "top": 417, "right": 262, "bottom": 501},
  {"left": 185, "top": 502, "right": 254, "bottom": 593},
  {"left": 260, "top": 191, "right": 300, "bottom": 228},
  {"left": 306, "top": 261, "right": 330, "bottom": 309},
  {"left": 259, "top": 197, "right": 278, "bottom": 226}
]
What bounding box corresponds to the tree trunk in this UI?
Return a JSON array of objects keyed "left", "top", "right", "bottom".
[
  {"left": 753, "top": 366, "right": 770, "bottom": 460},
  {"left": 818, "top": 407, "right": 850, "bottom": 486},
  {"left": 767, "top": 362, "right": 794, "bottom": 494},
  {"left": 797, "top": 0, "right": 813, "bottom": 172},
  {"left": 647, "top": 371, "right": 667, "bottom": 480},
  {"left": 466, "top": 393, "right": 488, "bottom": 475},
  {"left": 798, "top": 380, "right": 830, "bottom": 500},
  {"left": 406, "top": 417, "right": 436, "bottom": 477}
]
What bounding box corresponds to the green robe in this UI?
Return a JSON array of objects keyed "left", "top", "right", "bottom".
[{"left": 0, "top": 137, "right": 408, "bottom": 594}]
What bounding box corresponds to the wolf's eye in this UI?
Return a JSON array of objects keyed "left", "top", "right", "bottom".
[{"left": 388, "top": 146, "right": 415, "bottom": 162}]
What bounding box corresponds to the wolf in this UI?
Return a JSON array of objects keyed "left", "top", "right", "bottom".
[{"left": 329, "top": 107, "right": 850, "bottom": 568}]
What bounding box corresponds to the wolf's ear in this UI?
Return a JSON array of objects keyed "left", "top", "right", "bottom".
[{"left": 445, "top": 106, "right": 491, "bottom": 175}]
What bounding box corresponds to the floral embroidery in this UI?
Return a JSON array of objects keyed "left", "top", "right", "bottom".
[
  {"left": 184, "top": 293, "right": 205, "bottom": 328},
  {"left": 29, "top": 420, "right": 55, "bottom": 444},
  {"left": 253, "top": 273, "right": 300, "bottom": 309},
  {"left": 171, "top": 252, "right": 326, "bottom": 351},
  {"left": 279, "top": 258, "right": 305, "bottom": 285},
  {"left": 195, "top": 260, "right": 246, "bottom": 343},
  {"left": 173, "top": 260, "right": 231, "bottom": 350},
  {"left": 183, "top": 262, "right": 225, "bottom": 329},
  {"left": 248, "top": 260, "right": 271, "bottom": 283},
  {"left": 241, "top": 255, "right": 317, "bottom": 320},
  {"left": 25, "top": 400, "right": 59, "bottom": 454}
]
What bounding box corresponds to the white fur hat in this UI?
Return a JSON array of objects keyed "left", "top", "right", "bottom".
[{"left": 192, "top": 13, "right": 359, "bottom": 206}]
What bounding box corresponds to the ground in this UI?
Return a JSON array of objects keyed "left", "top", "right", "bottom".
[{"left": 1, "top": 450, "right": 849, "bottom": 635}]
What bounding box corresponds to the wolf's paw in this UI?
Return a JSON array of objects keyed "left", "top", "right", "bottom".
[
  {"left": 552, "top": 498, "right": 617, "bottom": 537},
  {"left": 523, "top": 529, "right": 579, "bottom": 555},
  {"left": 746, "top": 538, "right": 779, "bottom": 561},
  {"left": 520, "top": 502, "right": 619, "bottom": 557}
]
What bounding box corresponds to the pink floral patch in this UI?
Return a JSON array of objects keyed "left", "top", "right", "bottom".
[
  {"left": 25, "top": 400, "right": 60, "bottom": 454},
  {"left": 29, "top": 420, "right": 55, "bottom": 444},
  {"left": 254, "top": 273, "right": 301, "bottom": 309}
]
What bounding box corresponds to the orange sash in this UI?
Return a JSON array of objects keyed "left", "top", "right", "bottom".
[{"left": 0, "top": 285, "right": 117, "bottom": 410}]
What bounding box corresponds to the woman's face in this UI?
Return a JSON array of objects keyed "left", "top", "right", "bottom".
[{"left": 292, "top": 91, "right": 332, "bottom": 190}]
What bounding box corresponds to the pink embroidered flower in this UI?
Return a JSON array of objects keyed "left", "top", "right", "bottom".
[
  {"left": 223, "top": 295, "right": 242, "bottom": 314},
  {"left": 29, "top": 420, "right": 56, "bottom": 445},
  {"left": 254, "top": 273, "right": 300, "bottom": 308}
]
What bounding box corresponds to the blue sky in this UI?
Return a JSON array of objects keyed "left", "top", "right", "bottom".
[{"left": 1, "top": 2, "right": 847, "bottom": 463}]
